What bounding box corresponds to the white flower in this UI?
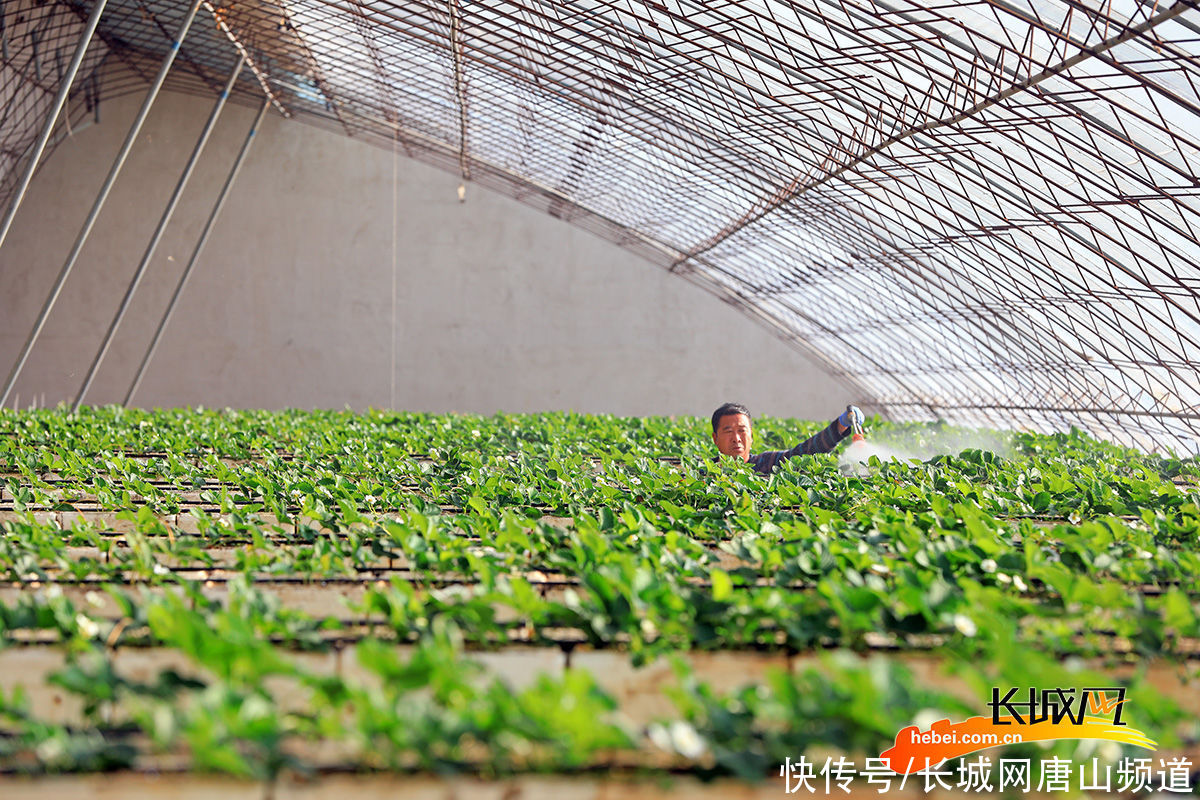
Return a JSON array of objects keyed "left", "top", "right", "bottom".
[
  {"left": 980, "top": 559, "right": 997, "bottom": 573},
  {"left": 1073, "top": 738, "right": 1098, "bottom": 759},
  {"left": 75, "top": 614, "right": 100, "bottom": 639},
  {"left": 1137, "top": 549, "right": 1153, "bottom": 559},
  {"left": 669, "top": 720, "right": 707, "bottom": 759},
  {"left": 953, "top": 614, "right": 977, "bottom": 637},
  {"left": 35, "top": 737, "right": 66, "bottom": 764},
  {"left": 1098, "top": 741, "right": 1122, "bottom": 763},
  {"left": 647, "top": 723, "right": 672, "bottom": 752},
  {"left": 913, "top": 709, "right": 945, "bottom": 732},
  {"left": 1013, "top": 575, "right": 1028, "bottom": 592},
  {"left": 153, "top": 563, "right": 170, "bottom": 576},
  {"left": 869, "top": 563, "right": 891, "bottom": 575},
  {"left": 996, "top": 573, "right": 1012, "bottom": 584},
  {"left": 240, "top": 694, "right": 272, "bottom": 721}
]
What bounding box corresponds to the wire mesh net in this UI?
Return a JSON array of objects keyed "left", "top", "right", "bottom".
[{"left": 2, "top": 0, "right": 1198, "bottom": 453}]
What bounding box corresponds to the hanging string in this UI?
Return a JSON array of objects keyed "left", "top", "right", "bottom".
[
  {"left": 449, "top": 0, "right": 469, "bottom": 202},
  {"left": 390, "top": 128, "right": 398, "bottom": 411}
]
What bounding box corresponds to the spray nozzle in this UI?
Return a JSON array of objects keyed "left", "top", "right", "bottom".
[
  {"left": 840, "top": 416, "right": 871, "bottom": 477},
  {"left": 849, "top": 409, "right": 866, "bottom": 443}
]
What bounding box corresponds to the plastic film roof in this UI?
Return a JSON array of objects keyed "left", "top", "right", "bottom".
[{"left": 2, "top": 0, "right": 1199, "bottom": 453}]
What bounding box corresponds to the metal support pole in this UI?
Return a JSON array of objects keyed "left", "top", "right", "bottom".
[
  {"left": 0, "top": 0, "right": 204, "bottom": 410},
  {"left": 74, "top": 54, "right": 245, "bottom": 412},
  {"left": 0, "top": 0, "right": 109, "bottom": 253},
  {"left": 125, "top": 97, "right": 271, "bottom": 407}
]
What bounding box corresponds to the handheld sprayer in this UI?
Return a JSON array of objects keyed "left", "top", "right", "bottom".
[
  {"left": 850, "top": 414, "right": 866, "bottom": 446},
  {"left": 839, "top": 406, "right": 871, "bottom": 475}
]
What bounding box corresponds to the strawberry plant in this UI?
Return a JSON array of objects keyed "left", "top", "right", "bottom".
[{"left": 0, "top": 406, "right": 1196, "bottom": 780}]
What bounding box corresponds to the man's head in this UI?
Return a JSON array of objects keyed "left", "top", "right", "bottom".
[{"left": 711, "top": 402, "right": 753, "bottom": 461}]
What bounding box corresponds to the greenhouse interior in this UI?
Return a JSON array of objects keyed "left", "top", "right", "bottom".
[{"left": 0, "top": 0, "right": 1198, "bottom": 797}]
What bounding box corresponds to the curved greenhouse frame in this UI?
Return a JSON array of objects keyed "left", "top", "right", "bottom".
[{"left": 1, "top": 0, "right": 1198, "bottom": 452}]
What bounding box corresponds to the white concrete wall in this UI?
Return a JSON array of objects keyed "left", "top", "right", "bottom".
[{"left": 0, "top": 89, "right": 858, "bottom": 420}]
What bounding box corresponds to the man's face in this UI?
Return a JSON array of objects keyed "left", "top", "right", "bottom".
[{"left": 712, "top": 413, "right": 753, "bottom": 461}]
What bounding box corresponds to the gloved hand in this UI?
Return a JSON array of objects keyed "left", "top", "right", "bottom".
[{"left": 838, "top": 405, "right": 864, "bottom": 431}]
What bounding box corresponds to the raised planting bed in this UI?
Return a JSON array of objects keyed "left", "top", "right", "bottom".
[{"left": 0, "top": 407, "right": 1197, "bottom": 794}]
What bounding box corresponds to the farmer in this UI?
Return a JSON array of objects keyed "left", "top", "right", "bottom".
[{"left": 711, "top": 402, "right": 865, "bottom": 475}]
